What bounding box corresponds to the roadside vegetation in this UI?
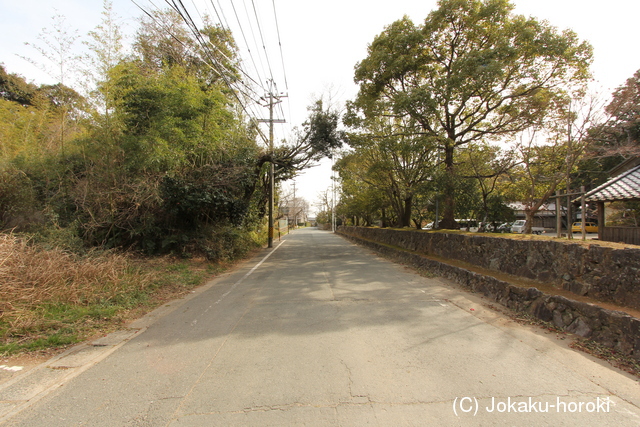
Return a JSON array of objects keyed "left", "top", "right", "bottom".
[
  {"left": 317, "top": 0, "right": 640, "bottom": 233},
  {"left": 0, "top": 232, "right": 257, "bottom": 355},
  {"left": 0, "top": 2, "right": 342, "bottom": 355}
]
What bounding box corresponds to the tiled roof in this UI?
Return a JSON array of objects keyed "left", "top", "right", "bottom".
[{"left": 584, "top": 164, "right": 640, "bottom": 202}]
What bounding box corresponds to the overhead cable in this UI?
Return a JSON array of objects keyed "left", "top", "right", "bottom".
[{"left": 271, "top": 0, "right": 288, "bottom": 92}]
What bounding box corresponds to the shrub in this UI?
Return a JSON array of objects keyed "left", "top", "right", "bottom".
[{"left": 0, "top": 166, "right": 39, "bottom": 230}]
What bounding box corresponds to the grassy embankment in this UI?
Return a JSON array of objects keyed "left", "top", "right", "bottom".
[{"left": 0, "top": 232, "right": 262, "bottom": 356}]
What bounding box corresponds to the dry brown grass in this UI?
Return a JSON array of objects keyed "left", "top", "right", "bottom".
[
  {"left": 0, "top": 233, "right": 154, "bottom": 344},
  {"left": 0, "top": 234, "right": 150, "bottom": 305},
  {"left": 0, "top": 230, "right": 259, "bottom": 356}
]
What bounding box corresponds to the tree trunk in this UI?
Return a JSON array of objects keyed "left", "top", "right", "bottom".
[
  {"left": 439, "top": 144, "right": 459, "bottom": 229},
  {"left": 388, "top": 189, "right": 405, "bottom": 227},
  {"left": 524, "top": 210, "right": 534, "bottom": 234},
  {"left": 401, "top": 196, "right": 413, "bottom": 228}
]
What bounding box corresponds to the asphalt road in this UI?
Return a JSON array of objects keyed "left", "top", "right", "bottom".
[{"left": 1, "top": 228, "right": 639, "bottom": 426}]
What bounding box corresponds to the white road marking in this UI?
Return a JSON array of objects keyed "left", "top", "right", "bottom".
[
  {"left": 213, "top": 240, "right": 287, "bottom": 305},
  {"left": 0, "top": 365, "right": 23, "bottom": 372}
]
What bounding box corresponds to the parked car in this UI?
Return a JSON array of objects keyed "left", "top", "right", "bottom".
[
  {"left": 496, "top": 222, "right": 511, "bottom": 233},
  {"left": 572, "top": 222, "right": 598, "bottom": 233},
  {"left": 478, "top": 222, "right": 494, "bottom": 232},
  {"left": 510, "top": 220, "right": 545, "bottom": 235},
  {"left": 422, "top": 222, "right": 433, "bottom": 230}
]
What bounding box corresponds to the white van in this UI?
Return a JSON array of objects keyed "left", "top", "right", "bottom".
[{"left": 510, "top": 220, "right": 544, "bottom": 235}]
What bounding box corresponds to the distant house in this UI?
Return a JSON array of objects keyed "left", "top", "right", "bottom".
[
  {"left": 509, "top": 202, "right": 564, "bottom": 229},
  {"left": 278, "top": 203, "right": 308, "bottom": 227},
  {"left": 583, "top": 162, "right": 640, "bottom": 245}
]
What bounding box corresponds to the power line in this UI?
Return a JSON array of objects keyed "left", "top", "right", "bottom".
[
  {"left": 164, "top": 0, "right": 269, "bottom": 143},
  {"left": 137, "top": 0, "right": 292, "bottom": 144},
  {"left": 271, "top": 0, "right": 288, "bottom": 91},
  {"left": 227, "top": 0, "right": 267, "bottom": 92},
  {"left": 250, "top": 0, "right": 275, "bottom": 84},
  {"left": 240, "top": 0, "right": 270, "bottom": 88},
  {"left": 211, "top": 0, "right": 231, "bottom": 30},
  {"left": 209, "top": 0, "right": 281, "bottom": 128},
  {"left": 209, "top": 0, "right": 268, "bottom": 93}
]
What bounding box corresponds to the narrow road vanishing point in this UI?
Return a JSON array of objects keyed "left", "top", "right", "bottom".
[{"left": 1, "top": 228, "right": 638, "bottom": 426}]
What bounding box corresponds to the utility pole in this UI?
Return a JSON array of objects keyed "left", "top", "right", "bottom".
[
  {"left": 259, "top": 81, "right": 286, "bottom": 248},
  {"left": 332, "top": 155, "right": 336, "bottom": 233},
  {"left": 556, "top": 190, "right": 562, "bottom": 238},
  {"left": 292, "top": 181, "right": 297, "bottom": 229},
  {"left": 566, "top": 103, "right": 573, "bottom": 240}
]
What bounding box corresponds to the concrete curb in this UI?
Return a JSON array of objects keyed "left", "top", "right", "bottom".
[{"left": 0, "top": 328, "right": 141, "bottom": 424}]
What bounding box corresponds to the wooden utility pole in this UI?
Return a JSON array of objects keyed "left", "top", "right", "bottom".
[
  {"left": 566, "top": 111, "right": 573, "bottom": 240},
  {"left": 580, "top": 185, "right": 587, "bottom": 241},
  {"left": 556, "top": 190, "right": 562, "bottom": 238},
  {"left": 292, "top": 181, "right": 297, "bottom": 228},
  {"left": 258, "top": 82, "right": 286, "bottom": 248}
]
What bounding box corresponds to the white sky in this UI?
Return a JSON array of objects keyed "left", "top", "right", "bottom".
[{"left": 2, "top": 0, "right": 640, "bottom": 214}]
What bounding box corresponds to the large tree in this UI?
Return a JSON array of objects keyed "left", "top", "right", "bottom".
[
  {"left": 577, "top": 69, "right": 640, "bottom": 188},
  {"left": 507, "top": 91, "right": 603, "bottom": 234},
  {"left": 341, "top": 107, "right": 438, "bottom": 227},
  {"left": 351, "top": 0, "right": 593, "bottom": 228},
  {"left": 602, "top": 70, "right": 640, "bottom": 155}
]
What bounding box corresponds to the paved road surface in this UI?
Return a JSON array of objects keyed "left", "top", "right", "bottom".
[{"left": 1, "top": 228, "right": 639, "bottom": 426}]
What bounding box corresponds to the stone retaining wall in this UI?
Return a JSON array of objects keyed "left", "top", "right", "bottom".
[
  {"left": 338, "top": 226, "right": 640, "bottom": 311},
  {"left": 337, "top": 227, "right": 640, "bottom": 361}
]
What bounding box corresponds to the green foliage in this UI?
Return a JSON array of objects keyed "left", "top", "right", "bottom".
[
  {"left": 0, "top": 65, "right": 40, "bottom": 106},
  {"left": 0, "top": 78, "right": 87, "bottom": 162},
  {"left": 70, "top": 64, "right": 263, "bottom": 254},
  {"left": 484, "top": 194, "right": 516, "bottom": 226},
  {"left": 0, "top": 166, "right": 38, "bottom": 229},
  {"left": 453, "top": 177, "right": 482, "bottom": 222},
  {"left": 458, "top": 142, "right": 517, "bottom": 224},
  {"left": 316, "top": 210, "right": 330, "bottom": 225},
  {"left": 305, "top": 101, "right": 345, "bottom": 159},
  {"left": 0, "top": 330, "right": 80, "bottom": 355},
  {"left": 351, "top": 0, "right": 593, "bottom": 227},
  {"left": 108, "top": 62, "right": 234, "bottom": 173},
  {"left": 340, "top": 102, "right": 439, "bottom": 227},
  {"left": 267, "top": 100, "right": 346, "bottom": 185},
  {"left": 191, "top": 224, "right": 264, "bottom": 261},
  {"left": 160, "top": 163, "right": 256, "bottom": 228},
  {"left": 28, "top": 220, "right": 86, "bottom": 253}
]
